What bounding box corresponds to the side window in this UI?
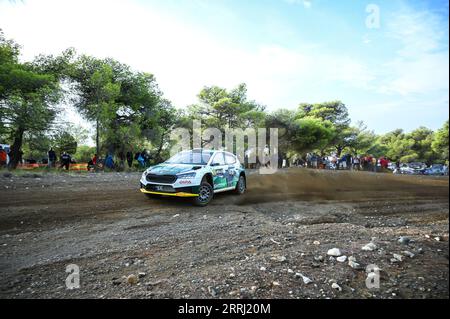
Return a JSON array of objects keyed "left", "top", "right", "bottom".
[
  {"left": 211, "top": 152, "right": 225, "bottom": 166},
  {"left": 225, "top": 153, "right": 236, "bottom": 165}
]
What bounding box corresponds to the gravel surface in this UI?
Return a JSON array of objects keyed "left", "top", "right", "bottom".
[{"left": 0, "top": 169, "right": 448, "bottom": 299}]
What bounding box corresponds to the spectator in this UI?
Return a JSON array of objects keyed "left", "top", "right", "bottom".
[
  {"left": 339, "top": 154, "right": 348, "bottom": 170},
  {"left": 60, "top": 152, "right": 71, "bottom": 170},
  {"left": 87, "top": 154, "right": 98, "bottom": 171},
  {"left": 137, "top": 152, "right": 145, "bottom": 167},
  {"left": 353, "top": 155, "right": 360, "bottom": 170},
  {"left": 311, "top": 153, "right": 318, "bottom": 169},
  {"left": 306, "top": 153, "right": 312, "bottom": 168},
  {"left": 366, "top": 155, "right": 373, "bottom": 171},
  {"left": 48, "top": 148, "right": 57, "bottom": 168},
  {"left": 126, "top": 151, "right": 133, "bottom": 168},
  {"left": 379, "top": 156, "right": 389, "bottom": 170},
  {"left": 118, "top": 151, "right": 125, "bottom": 170},
  {"left": 372, "top": 156, "right": 377, "bottom": 172},
  {"left": 105, "top": 153, "right": 115, "bottom": 169},
  {"left": 0, "top": 146, "right": 7, "bottom": 168},
  {"left": 346, "top": 154, "right": 352, "bottom": 170}
]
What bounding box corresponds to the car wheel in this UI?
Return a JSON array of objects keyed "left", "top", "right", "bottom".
[
  {"left": 193, "top": 180, "right": 214, "bottom": 206},
  {"left": 234, "top": 175, "right": 246, "bottom": 195}
]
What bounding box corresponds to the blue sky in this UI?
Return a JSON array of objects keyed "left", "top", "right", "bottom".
[{"left": 0, "top": 0, "right": 448, "bottom": 135}]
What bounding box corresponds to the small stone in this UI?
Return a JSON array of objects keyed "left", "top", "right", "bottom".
[
  {"left": 390, "top": 258, "right": 400, "bottom": 263},
  {"left": 271, "top": 255, "right": 287, "bottom": 262},
  {"left": 208, "top": 286, "right": 218, "bottom": 297},
  {"left": 228, "top": 290, "right": 239, "bottom": 296},
  {"left": 348, "top": 260, "right": 362, "bottom": 269},
  {"left": 393, "top": 253, "right": 403, "bottom": 262},
  {"left": 314, "top": 255, "right": 324, "bottom": 262},
  {"left": 313, "top": 240, "right": 320, "bottom": 245},
  {"left": 138, "top": 272, "right": 147, "bottom": 278},
  {"left": 331, "top": 283, "right": 342, "bottom": 291},
  {"left": 127, "top": 274, "right": 138, "bottom": 285},
  {"left": 229, "top": 273, "right": 235, "bottom": 278},
  {"left": 403, "top": 251, "right": 415, "bottom": 258},
  {"left": 287, "top": 269, "right": 294, "bottom": 274},
  {"left": 434, "top": 237, "right": 441, "bottom": 242},
  {"left": 327, "top": 248, "right": 341, "bottom": 257},
  {"left": 260, "top": 266, "right": 266, "bottom": 271},
  {"left": 272, "top": 281, "right": 281, "bottom": 287},
  {"left": 398, "top": 236, "right": 411, "bottom": 245},
  {"left": 337, "top": 256, "right": 347, "bottom": 263},
  {"left": 362, "top": 243, "right": 377, "bottom": 251},
  {"left": 112, "top": 279, "right": 122, "bottom": 286},
  {"left": 295, "top": 273, "right": 313, "bottom": 285}
]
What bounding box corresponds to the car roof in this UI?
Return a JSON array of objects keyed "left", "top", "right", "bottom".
[{"left": 191, "top": 148, "right": 236, "bottom": 156}]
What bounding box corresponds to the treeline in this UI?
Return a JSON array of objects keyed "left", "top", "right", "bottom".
[{"left": 0, "top": 32, "right": 448, "bottom": 168}]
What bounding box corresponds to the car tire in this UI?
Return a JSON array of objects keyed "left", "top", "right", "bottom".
[
  {"left": 193, "top": 179, "right": 214, "bottom": 207},
  {"left": 234, "top": 175, "right": 246, "bottom": 195}
]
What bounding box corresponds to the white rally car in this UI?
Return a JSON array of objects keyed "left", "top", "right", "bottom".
[{"left": 140, "top": 149, "right": 247, "bottom": 206}]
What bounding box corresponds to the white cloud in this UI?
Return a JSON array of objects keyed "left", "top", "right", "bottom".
[
  {"left": 379, "top": 9, "right": 449, "bottom": 97},
  {"left": 0, "top": 0, "right": 372, "bottom": 110}
]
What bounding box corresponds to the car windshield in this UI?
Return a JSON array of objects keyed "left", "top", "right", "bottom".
[{"left": 165, "top": 150, "right": 212, "bottom": 165}]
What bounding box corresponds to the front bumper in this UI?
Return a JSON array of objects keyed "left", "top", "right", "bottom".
[
  {"left": 140, "top": 171, "right": 201, "bottom": 197},
  {"left": 140, "top": 188, "right": 198, "bottom": 197}
]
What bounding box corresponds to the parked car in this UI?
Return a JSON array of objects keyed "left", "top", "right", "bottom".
[
  {"left": 397, "top": 162, "right": 427, "bottom": 175},
  {"left": 387, "top": 162, "right": 397, "bottom": 171},
  {"left": 139, "top": 149, "right": 246, "bottom": 206},
  {"left": 424, "top": 164, "right": 448, "bottom": 176}
]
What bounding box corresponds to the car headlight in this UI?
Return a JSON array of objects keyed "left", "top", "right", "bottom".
[
  {"left": 177, "top": 172, "right": 197, "bottom": 179},
  {"left": 142, "top": 169, "right": 150, "bottom": 179}
]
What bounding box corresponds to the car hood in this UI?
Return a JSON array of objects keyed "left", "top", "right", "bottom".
[{"left": 147, "top": 163, "right": 202, "bottom": 175}]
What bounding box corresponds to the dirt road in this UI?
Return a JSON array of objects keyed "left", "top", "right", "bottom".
[{"left": 0, "top": 169, "right": 448, "bottom": 299}]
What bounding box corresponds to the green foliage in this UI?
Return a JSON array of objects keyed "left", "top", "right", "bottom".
[
  {"left": 293, "top": 117, "right": 335, "bottom": 153},
  {"left": 1, "top": 31, "right": 448, "bottom": 168},
  {"left": 22, "top": 131, "right": 51, "bottom": 161},
  {"left": 297, "top": 101, "right": 352, "bottom": 155},
  {"left": 73, "top": 145, "right": 96, "bottom": 162},
  {"left": 0, "top": 31, "right": 63, "bottom": 168},
  {"left": 345, "top": 122, "right": 378, "bottom": 155},
  {"left": 375, "top": 127, "right": 438, "bottom": 164},
  {"left": 69, "top": 55, "right": 164, "bottom": 157},
  {"left": 432, "top": 120, "right": 449, "bottom": 162},
  {"left": 52, "top": 130, "right": 78, "bottom": 155},
  {"left": 189, "top": 83, "right": 265, "bottom": 131},
  {"left": 265, "top": 109, "right": 335, "bottom": 156}
]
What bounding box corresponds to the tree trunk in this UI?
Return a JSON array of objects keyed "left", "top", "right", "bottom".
[
  {"left": 155, "top": 132, "right": 165, "bottom": 163},
  {"left": 96, "top": 117, "right": 100, "bottom": 156},
  {"left": 7, "top": 127, "right": 25, "bottom": 169}
]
